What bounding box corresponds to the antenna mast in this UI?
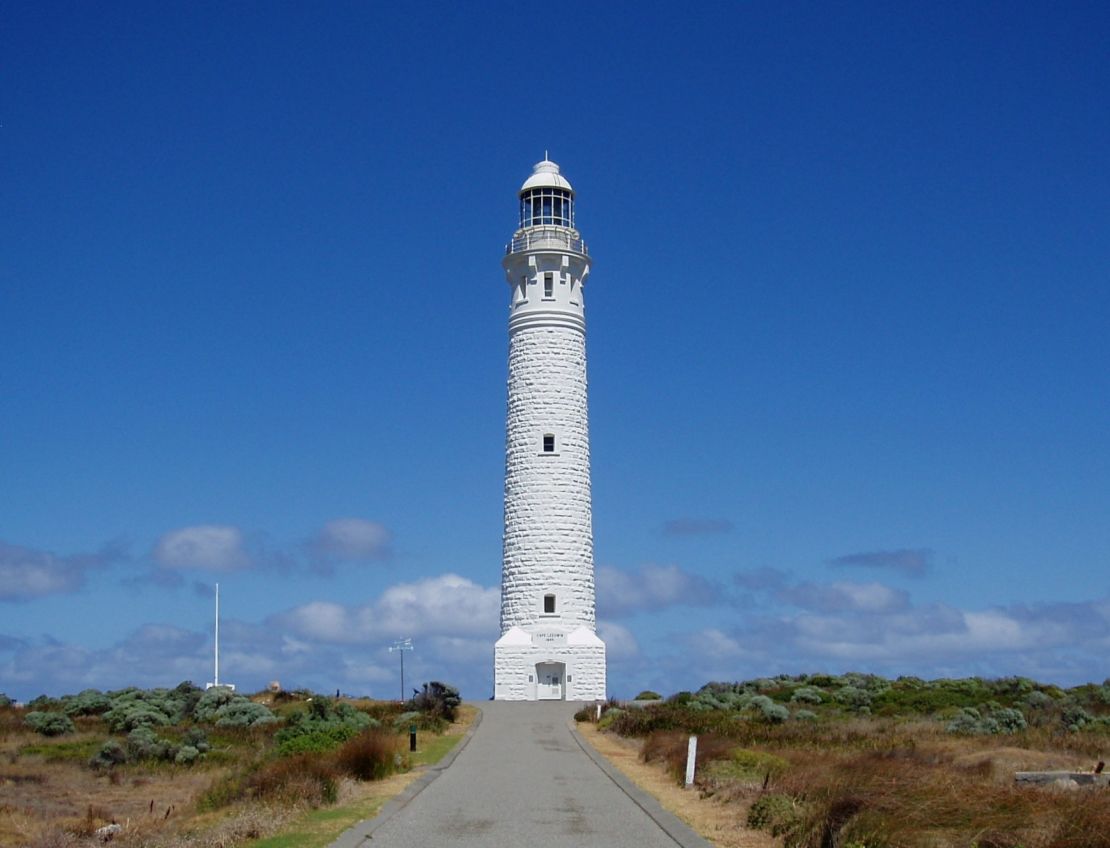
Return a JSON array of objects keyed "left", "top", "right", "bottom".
[{"left": 214, "top": 582, "right": 220, "bottom": 687}]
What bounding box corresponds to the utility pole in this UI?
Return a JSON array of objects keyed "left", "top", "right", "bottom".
[{"left": 388, "top": 638, "right": 413, "bottom": 702}]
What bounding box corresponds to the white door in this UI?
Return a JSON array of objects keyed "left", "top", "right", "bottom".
[{"left": 536, "top": 662, "right": 564, "bottom": 700}]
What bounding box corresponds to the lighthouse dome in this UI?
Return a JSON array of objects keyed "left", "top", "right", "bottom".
[{"left": 520, "top": 158, "right": 574, "bottom": 194}]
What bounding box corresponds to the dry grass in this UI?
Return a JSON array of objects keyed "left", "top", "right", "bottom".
[
  {"left": 577, "top": 721, "right": 776, "bottom": 848},
  {"left": 581, "top": 709, "right": 1110, "bottom": 848}
]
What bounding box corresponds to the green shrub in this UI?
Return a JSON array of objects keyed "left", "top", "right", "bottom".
[
  {"left": 214, "top": 700, "right": 277, "bottom": 728},
  {"left": 407, "top": 681, "right": 461, "bottom": 722},
  {"left": 275, "top": 698, "right": 374, "bottom": 756},
  {"left": 747, "top": 793, "right": 803, "bottom": 837},
  {"left": 834, "top": 686, "right": 873, "bottom": 711},
  {"left": 192, "top": 687, "right": 239, "bottom": 722},
  {"left": 707, "top": 748, "right": 789, "bottom": 781},
  {"left": 183, "top": 727, "right": 210, "bottom": 753},
  {"left": 597, "top": 707, "right": 625, "bottom": 730},
  {"left": 103, "top": 700, "right": 172, "bottom": 732},
  {"left": 25, "top": 711, "right": 76, "bottom": 736},
  {"left": 127, "top": 726, "right": 173, "bottom": 760},
  {"left": 0, "top": 693, "right": 12, "bottom": 707},
  {"left": 791, "top": 686, "right": 824, "bottom": 704},
  {"left": 89, "top": 739, "right": 127, "bottom": 769},
  {"left": 794, "top": 709, "right": 818, "bottom": 722},
  {"left": 634, "top": 690, "right": 662, "bottom": 701},
  {"left": 748, "top": 695, "right": 789, "bottom": 724},
  {"left": 175, "top": 745, "right": 201, "bottom": 765},
  {"left": 63, "top": 689, "right": 111, "bottom": 717}
]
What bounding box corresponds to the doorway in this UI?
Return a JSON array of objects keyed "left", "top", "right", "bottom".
[{"left": 535, "top": 662, "right": 565, "bottom": 700}]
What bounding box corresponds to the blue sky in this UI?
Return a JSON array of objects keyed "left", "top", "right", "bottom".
[{"left": 2, "top": 1, "right": 1108, "bottom": 701}]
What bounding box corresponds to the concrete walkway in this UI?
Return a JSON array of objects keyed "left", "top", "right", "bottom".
[{"left": 331, "top": 701, "right": 711, "bottom": 848}]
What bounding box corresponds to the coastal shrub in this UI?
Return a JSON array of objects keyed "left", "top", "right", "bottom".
[
  {"left": 946, "top": 706, "right": 1026, "bottom": 735},
  {"left": 127, "top": 726, "right": 173, "bottom": 760},
  {"left": 25, "top": 711, "right": 76, "bottom": 736},
  {"left": 336, "top": 728, "right": 405, "bottom": 780},
  {"left": 275, "top": 698, "right": 374, "bottom": 755},
  {"left": 89, "top": 740, "right": 127, "bottom": 769},
  {"left": 63, "top": 689, "right": 111, "bottom": 717},
  {"left": 1061, "top": 703, "right": 1093, "bottom": 732},
  {"left": 0, "top": 693, "right": 12, "bottom": 707},
  {"left": 103, "top": 699, "right": 172, "bottom": 732},
  {"left": 408, "top": 681, "right": 461, "bottom": 722},
  {"left": 597, "top": 707, "right": 625, "bottom": 730},
  {"left": 634, "top": 690, "right": 662, "bottom": 701},
  {"left": 791, "top": 686, "right": 824, "bottom": 704},
  {"left": 183, "top": 727, "right": 210, "bottom": 753},
  {"left": 193, "top": 687, "right": 239, "bottom": 722},
  {"left": 794, "top": 709, "right": 818, "bottom": 722},
  {"left": 748, "top": 695, "right": 789, "bottom": 724},
  {"left": 834, "top": 686, "right": 872, "bottom": 712},
  {"left": 214, "top": 699, "right": 277, "bottom": 728},
  {"left": 175, "top": 745, "right": 201, "bottom": 765},
  {"left": 747, "top": 794, "right": 803, "bottom": 837}
]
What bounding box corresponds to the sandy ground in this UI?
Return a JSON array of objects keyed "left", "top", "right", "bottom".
[{"left": 575, "top": 723, "right": 778, "bottom": 848}]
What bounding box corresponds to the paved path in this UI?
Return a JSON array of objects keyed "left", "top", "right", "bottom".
[{"left": 332, "top": 701, "right": 709, "bottom": 848}]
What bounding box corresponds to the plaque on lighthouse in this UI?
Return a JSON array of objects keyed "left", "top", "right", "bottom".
[{"left": 494, "top": 158, "right": 607, "bottom": 701}]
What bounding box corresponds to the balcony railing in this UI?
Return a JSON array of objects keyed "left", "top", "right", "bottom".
[{"left": 506, "top": 227, "right": 588, "bottom": 256}]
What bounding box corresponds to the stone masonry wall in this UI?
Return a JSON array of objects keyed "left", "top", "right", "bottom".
[{"left": 501, "top": 325, "right": 595, "bottom": 632}]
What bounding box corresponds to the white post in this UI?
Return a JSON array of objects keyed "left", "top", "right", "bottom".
[
  {"left": 685, "top": 735, "right": 698, "bottom": 787},
  {"left": 596, "top": 703, "right": 602, "bottom": 721}
]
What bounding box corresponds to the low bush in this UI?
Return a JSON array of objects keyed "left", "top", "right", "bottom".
[
  {"left": 634, "top": 690, "right": 662, "bottom": 701},
  {"left": 25, "top": 711, "right": 76, "bottom": 736},
  {"left": 275, "top": 698, "right": 375, "bottom": 755},
  {"left": 62, "top": 689, "right": 111, "bottom": 717},
  {"left": 336, "top": 728, "right": 405, "bottom": 780},
  {"left": 214, "top": 699, "right": 278, "bottom": 728},
  {"left": 747, "top": 793, "right": 803, "bottom": 838},
  {"left": 407, "top": 681, "right": 461, "bottom": 722},
  {"left": 89, "top": 740, "right": 126, "bottom": 770}
]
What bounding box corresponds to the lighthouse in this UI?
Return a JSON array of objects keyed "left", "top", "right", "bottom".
[{"left": 494, "top": 158, "right": 606, "bottom": 701}]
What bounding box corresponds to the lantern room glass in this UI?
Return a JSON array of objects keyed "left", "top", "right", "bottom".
[{"left": 520, "top": 188, "right": 574, "bottom": 228}]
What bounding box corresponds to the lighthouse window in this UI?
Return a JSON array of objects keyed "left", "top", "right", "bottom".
[
  {"left": 520, "top": 189, "right": 573, "bottom": 227},
  {"left": 544, "top": 273, "right": 553, "bottom": 298},
  {"left": 543, "top": 433, "right": 555, "bottom": 453},
  {"left": 544, "top": 594, "right": 556, "bottom": 613}
]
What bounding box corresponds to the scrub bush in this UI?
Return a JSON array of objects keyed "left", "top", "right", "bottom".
[
  {"left": 25, "top": 711, "right": 76, "bottom": 736},
  {"left": 175, "top": 744, "right": 201, "bottom": 765},
  {"left": 89, "top": 740, "right": 127, "bottom": 769},
  {"left": 336, "top": 728, "right": 405, "bottom": 780},
  {"left": 791, "top": 686, "right": 824, "bottom": 704},
  {"left": 634, "top": 690, "right": 662, "bottom": 701},
  {"left": 275, "top": 698, "right": 374, "bottom": 755},
  {"left": 408, "top": 681, "right": 461, "bottom": 722},
  {"left": 63, "top": 689, "right": 111, "bottom": 717},
  {"left": 214, "top": 700, "right": 277, "bottom": 728},
  {"left": 748, "top": 695, "right": 789, "bottom": 724}
]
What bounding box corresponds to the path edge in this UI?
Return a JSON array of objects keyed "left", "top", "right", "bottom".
[
  {"left": 569, "top": 719, "right": 715, "bottom": 848},
  {"left": 328, "top": 706, "right": 483, "bottom": 848}
]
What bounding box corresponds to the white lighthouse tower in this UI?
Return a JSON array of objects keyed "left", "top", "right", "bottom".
[{"left": 494, "top": 158, "right": 606, "bottom": 701}]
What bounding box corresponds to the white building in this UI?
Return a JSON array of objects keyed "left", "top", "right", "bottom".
[{"left": 494, "top": 158, "right": 607, "bottom": 701}]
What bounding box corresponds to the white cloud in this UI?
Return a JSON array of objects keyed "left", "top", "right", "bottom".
[
  {"left": 597, "top": 620, "right": 639, "bottom": 660},
  {"left": 779, "top": 580, "right": 910, "bottom": 613},
  {"left": 276, "top": 574, "right": 499, "bottom": 645},
  {"left": 308, "top": 518, "right": 391, "bottom": 566},
  {"left": 0, "top": 540, "right": 122, "bottom": 602},
  {"left": 597, "top": 563, "right": 719, "bottom": 616},
  {"left": 153, "top": 525, "right": 250, "bottom": 571}
]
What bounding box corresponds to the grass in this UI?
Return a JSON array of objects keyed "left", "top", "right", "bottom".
[
  {"left": 582, "top": 684, "right": 1110, "bottom": 848},
  {"left": 244, "top": 704, "right": 475, "bottom": 848}
]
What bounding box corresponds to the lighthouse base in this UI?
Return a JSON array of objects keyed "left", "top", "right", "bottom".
[{"left": 494, "top": 626, "right": 606, "bottom": 701}]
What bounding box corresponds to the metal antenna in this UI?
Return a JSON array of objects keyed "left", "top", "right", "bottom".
[
  {"left": 214, "top": 583, "right": 220, "bottom": 687},
  {"left": 388, "top": 638, "right": 414, "bottom": 702}
]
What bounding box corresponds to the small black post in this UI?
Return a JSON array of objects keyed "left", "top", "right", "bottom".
[{"left": 409, "top": 723, "right": 417, "bottom": 753}]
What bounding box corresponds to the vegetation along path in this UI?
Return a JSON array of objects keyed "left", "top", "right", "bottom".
[{"left": 330, "top": 701, "right": 711, "bottom": 848}]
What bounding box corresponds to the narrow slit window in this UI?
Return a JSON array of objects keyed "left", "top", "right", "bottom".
[
  {"left": 544, "top": 272, "right": 553, "bottom": 298},
  {"left": 542, "top": 433, "right": 555, "bottom": 453},
  {"left": 544, "top": 594, "right": 556, "bottom": 613}
]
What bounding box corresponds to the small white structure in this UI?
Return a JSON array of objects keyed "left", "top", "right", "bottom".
[
  {"left": 205, "top": 583, "right": 235, "bottom": 691},
  {"left": 494, "top": 158, "right": 606, "bottom": 701}
]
